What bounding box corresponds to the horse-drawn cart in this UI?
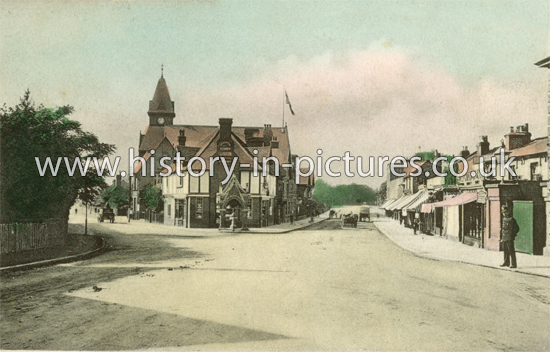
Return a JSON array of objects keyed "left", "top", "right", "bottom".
[
  {"left": 97, "top": 208, "right": 115, "bottom": 223},
  {"left": 341, "top": 213, "right": 358, "bottom": 228},
  {"left": 359, "top": 206, "right": 370, "bottom": 222}
]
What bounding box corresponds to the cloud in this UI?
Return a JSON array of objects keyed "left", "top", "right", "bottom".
[
  {"left": 60, "top": 44, "right": 545, "bottom": 188},
  {"left": 176, "top": 47, "right": 546, "bottom": 187}
]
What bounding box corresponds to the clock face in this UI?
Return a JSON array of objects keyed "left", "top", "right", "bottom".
[{"left": 157, "top": 117, "right": 165, "bottom": 125}]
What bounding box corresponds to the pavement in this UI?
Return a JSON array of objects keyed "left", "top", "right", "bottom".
[
  {"left": 374, "top": 216, "right": 550, "bottom": 278},
  {"left": 69, "top": 210, "right": 328, "bottom": 236},
  {"left": 1, "top": 211, "right": 328, "bottom": 272}
]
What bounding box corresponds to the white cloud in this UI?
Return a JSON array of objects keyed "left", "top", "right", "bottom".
[
  {"left": 63, "top": 45, "right": 546, "bottom": 188},
  {"left": 176, "top": 48, "right": 546, "bottom": 187}
]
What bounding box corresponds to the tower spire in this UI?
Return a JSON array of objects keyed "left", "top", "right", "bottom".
[{"left": 148, "top": 68, "right": 175, "bottom": 126}]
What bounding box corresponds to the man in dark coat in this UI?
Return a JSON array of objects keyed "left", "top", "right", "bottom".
[{"left": 500, "top": 205, "right": 520, "bottom": 269}]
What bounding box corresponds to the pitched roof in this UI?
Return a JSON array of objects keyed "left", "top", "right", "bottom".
[
  {"left": 149, "top": 76, "right": 174, "bottom": 114},
  {"left": 138, "top": 124, "right": 293, "bottom": 174},
  {"left": 509, "top": 137, "right": 547, "bottom": 158}
]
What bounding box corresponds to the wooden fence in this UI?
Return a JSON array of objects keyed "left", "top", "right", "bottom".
[{"left": 0, "top": 221, "right": 66, "bottom": 254}]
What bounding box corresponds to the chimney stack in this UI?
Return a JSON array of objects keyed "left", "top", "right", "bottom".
[
  {"left": 477, "top": 136, "right": 490, "bottom": 156},
  {"left": 178, "top": 129, "right": 186, "bottom": 146},
  {"left": 460, "top": 146, "right": 470, "bottom": 159},
  {"left": 219, "top": 118, "right": 233, "bottom": 142},
  {"left": 116, "top": 173, "right": 122, "bottom": 187},
  {"left": 506, "top": 123, "right": 531, "bottom": 151},
  {"left": 263, "top": 124, "right": 273, "bottom": 146}
]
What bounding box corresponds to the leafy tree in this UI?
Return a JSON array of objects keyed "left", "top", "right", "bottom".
[
  {"left": 78, "top": 169, "right": 108, "bottom": 234},
  {"left": 140, "top": 185, "right": 163, "bottom": 211},
  {"left": 101, "top": 185, "right": 128, "bottom": 211},
  {"left": 0, "top": 91, "right": 115, "bottom": 223}
]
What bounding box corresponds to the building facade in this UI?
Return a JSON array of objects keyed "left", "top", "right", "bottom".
[{"left": 130, "top": 73, "right": 299, "bottom": 228}]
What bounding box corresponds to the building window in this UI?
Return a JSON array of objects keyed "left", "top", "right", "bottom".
[
  {"left": 196, "top": 198, "right": 203, "bottom": 219},
  {"left": 168, "top": 204, "right": 171, "bottom": 216},
  {"left": 179, "top": 176, "right": 184, "bottom": 188},
  {"left": 531, "top": 162, "right": 539, "bottom": 180}
]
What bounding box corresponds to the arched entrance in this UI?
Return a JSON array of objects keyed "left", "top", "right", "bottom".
[
  {"left": 225, "top": 198, "right": 244, "bottom": 228},
  {"left": 217, "top": 174, "right": 250, "bottom": 230}
]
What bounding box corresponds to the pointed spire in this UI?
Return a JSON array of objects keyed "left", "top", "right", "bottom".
[
  {"left": 148, "top": 68, "right": 176, "bottom": 126},
  {"left": 148, "top": 71, "right": 174, "bottom": 114}
]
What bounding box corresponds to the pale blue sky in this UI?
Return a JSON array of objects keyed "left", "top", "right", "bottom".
[{"left": 1, "top": 1, "right": 549, "bottom": 186}]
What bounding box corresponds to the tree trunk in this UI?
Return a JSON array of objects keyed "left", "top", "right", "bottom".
[{"left": 85, "top": 202, "right": 88, "bottom": 235}]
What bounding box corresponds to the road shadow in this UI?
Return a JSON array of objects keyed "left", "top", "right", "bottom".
[{"left": 2, "top": 295, "right": 290, "bottom": 350}]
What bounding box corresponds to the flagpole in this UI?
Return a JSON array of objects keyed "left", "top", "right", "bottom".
[{"left": 282, "top": 86, "right": 285, "bottom": 128}]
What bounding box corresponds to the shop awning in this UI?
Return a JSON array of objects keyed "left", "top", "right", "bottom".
[
  {"left": 386, "top": 195, "right": 408, "bottom": 211},
  {"left": 403, "top": 190, "right": 430, "bottom": 212},
  {"left": 389, "top": 192, "right": 421, "bottom": 211},
  {"left": 381, "top": 199, "right": 397, "bottom": 209},
  {"left": 421, "top": 192, "right": 478, "bottom": 213}
]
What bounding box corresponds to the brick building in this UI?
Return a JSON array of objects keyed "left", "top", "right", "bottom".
[{"left": 130, "top": 73, "right": 299, "bottom": 228}]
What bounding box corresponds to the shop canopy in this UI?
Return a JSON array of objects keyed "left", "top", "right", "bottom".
[
  {"left": 381, "top": 199, "right": 397, "bottom": 209},
  {"left": 421, "top": 192, "right": 478, "bottom": 213},
  {"left": 403, "top": 190, "right": 430, "bottom": 212},
  {"left": 388, "top": 192, "right": 422, "bottom": 211},
  {"left": 386, "top": 195, "right": 409, "bottom": 211}
]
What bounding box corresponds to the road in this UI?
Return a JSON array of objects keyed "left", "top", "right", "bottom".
[{"left": 1, "top": 218, "right": 549, "bottom": 351}]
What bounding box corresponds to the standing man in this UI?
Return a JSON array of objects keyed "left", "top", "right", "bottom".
[
  {"left": 413, "top": 214, "right": 421, "bottom": 235},
  {"left": 500, "top": 205, "right": 520, "bottom": 269}
]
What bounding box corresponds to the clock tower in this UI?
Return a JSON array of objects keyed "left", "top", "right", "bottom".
[{"left": 148, "top": 69, "right": 175, "bottom": 126}]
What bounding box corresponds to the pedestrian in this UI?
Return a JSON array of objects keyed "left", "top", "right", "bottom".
[
  {"left": 500, "top": 205, "right": 519, "bottom": 269},
  {"left": 127, "top": 208, "right": 132, "bottom": 223},
  {"left": 413, "top": 214, "right": 421, "bottom": 235}
]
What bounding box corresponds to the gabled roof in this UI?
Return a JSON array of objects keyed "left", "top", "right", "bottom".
[
  {"left": 139, "top": 125, "right": 218, "bottom": 152},
  {"left": 138, "top": 123, "right": 293, "bottom": 175}
]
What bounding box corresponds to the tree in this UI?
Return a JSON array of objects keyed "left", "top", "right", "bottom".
[
  {"left": 377, "top": 181, "right": 387, "bottom": 204},
  {"left": 140, "top": 185, "right": 163, "bottom": 211},
  {"left": 78, "top": 169, "right": 108, "bottom": 235},
  {"left": 101, "top": 185, "right": 129, "bottom": 211},
  {"left": 313, "top": 180, "right": 377, "bottom": 207},
  {"left": 0, "top": 91, "right": 115, "bottom": 223}
]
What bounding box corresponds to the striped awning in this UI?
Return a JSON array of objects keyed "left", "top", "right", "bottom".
[
  {"left": 388, "top": 192, "right": 421, "bottom": 211},
  {"left": 403, "top": 190, "right": 430, "bottom": 212},
  {"left": 421, "top": 192, "right": 478, "bottom": 213},
  {"left": 381, "top": 199, "right": 397, "bottom": 209}
]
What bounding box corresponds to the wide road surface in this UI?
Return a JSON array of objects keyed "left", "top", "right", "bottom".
[{"left": 1, "top": 218, "right": 549, "bottom": 350}]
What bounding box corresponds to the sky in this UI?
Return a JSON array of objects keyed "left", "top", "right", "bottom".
[{"left": 1, "top": 0, "right": 549, "bottom": 188}]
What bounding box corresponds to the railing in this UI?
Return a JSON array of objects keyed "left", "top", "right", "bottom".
[{"left": 0, "top": 221, "right": 66, "bottom": 254}]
